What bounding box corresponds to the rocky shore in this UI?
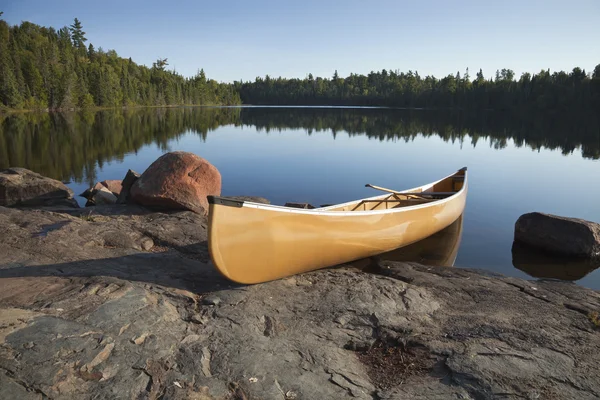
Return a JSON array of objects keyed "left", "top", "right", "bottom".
[{"left": 1, "top": 157, "right": 600, "bottom": 400}]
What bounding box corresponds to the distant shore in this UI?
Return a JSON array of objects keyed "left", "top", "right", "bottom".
[{"left": 0, "top": 103, "right": 240, "bottom": 115}]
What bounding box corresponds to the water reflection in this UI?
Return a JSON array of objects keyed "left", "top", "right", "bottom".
[
  {"left": 1, "top": 107, "right": 598, "bottom": 186},
  {"left": 512, "top": 242, "right": 600, "bottom": 281},
  {"left": 0, "top": 107, "right": 241, "bottom": 185},
  {"left": 353, "top": 215, "right": 464, "bottom": 270},
  {"left": 378, "top": 215, "right": 464, "bottom": 266}
]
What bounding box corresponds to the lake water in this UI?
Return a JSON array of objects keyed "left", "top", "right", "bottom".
[{"left": 1, "top": 106, "right": 599, "bottom": 289}]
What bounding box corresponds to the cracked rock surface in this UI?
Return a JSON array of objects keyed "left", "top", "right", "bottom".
[{"left": 0, "top": 205, "right": 599, "bottom": 400}]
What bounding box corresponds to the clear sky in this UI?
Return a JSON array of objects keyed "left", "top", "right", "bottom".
[{"left": 3, "top": 0, "right": 599, "bottom": 82}]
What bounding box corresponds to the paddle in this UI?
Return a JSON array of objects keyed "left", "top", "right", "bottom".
[
  {"left": 365, "top": 183, "right": 403, "bottom": 195},
  {"left": 364, "top": 184, "right": 455, "bottom": 198}
]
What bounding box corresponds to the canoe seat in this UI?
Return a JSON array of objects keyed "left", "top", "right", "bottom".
[{"left": 451, "top": 175, "right": 465, "bottom": 191}]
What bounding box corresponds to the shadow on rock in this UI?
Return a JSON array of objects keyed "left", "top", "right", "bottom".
[
  {"left": 0, "top": 244, "right": 240, "bottom": 294},
  {"left": 0, "top": 204, "right": 241, "bottom": 294}
]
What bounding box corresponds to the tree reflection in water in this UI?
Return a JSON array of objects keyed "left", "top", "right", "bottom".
[{"left": 1, "top": 107, "right": 598, "bottom": 186}]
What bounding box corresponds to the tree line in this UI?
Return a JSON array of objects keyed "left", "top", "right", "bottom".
[
  {"left": 0, "top": 17, "right": 241, "bottom": 111},
  {"left": 236, "top": 67, "right": 600, "bottom": 113},
  {"left": 0, "top": 15, "right": 599, "bottom": 113}
]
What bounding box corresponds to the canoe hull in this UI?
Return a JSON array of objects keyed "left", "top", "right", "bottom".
[
  {"left": 208, "top": 170, "right": 467, "bottom": 284},
  {"left": 376, "top": 214, "right": 464, "bottom": 267}
]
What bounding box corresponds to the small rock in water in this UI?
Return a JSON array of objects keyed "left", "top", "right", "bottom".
[
  {"left": 100, "top": 180, "right": 123, "bottom": 196},
  {"left": 117, "top": 169, "right": 140, "bottom": 204},
  {"left": 92, "top": 187, "right": 117, "bottom": 205},
  {"left": 82, "top": 180, "right": 123, "bottom": 202},
  {"left": 79, "top": 187, "right": 94, "bottom": 199}
]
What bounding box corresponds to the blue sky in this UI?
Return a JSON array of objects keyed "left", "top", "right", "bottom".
[{"left": 3, "top": 0, "right": 599, "bottom": 82}]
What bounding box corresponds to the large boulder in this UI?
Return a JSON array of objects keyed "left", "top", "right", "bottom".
[
  {"left": 0, "top": 167, "right": 78, "bottom": 208},
  {"left": 515, "top": 212, "right": 600, "bottom": 259},
  {"left": 130, "top": 152, "right": 221, "bottom": 215}
]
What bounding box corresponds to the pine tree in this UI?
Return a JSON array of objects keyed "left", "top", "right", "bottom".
[
  {"left": 594, "top": 64, "right": 600, "bottom": 80},
  {"left": 88, "top": 43, "right": 95, "bottom": 59},
  {"left": 69, "top": 18, "right": 87, "bottom": 48},
  {"left": 153, "top": 58, "right": 168, "bottom": 71}
]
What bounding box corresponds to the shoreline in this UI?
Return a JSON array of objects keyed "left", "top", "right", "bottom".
[
  {"left": 0, "top": 103, "right": 242, "bottom": 115},
  {"left": 2, "top": 103, "right": 583, "bottom": 115},
  {"left": 0, "top": 202, "right": 599, "bottom": 399},
  {"left": 1, "top": 165, "right": 599, "bottom": 399}
]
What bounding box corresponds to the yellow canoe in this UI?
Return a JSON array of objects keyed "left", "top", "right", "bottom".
[{"left": 207, "top": 167, "right": 468, "bottom": 284}]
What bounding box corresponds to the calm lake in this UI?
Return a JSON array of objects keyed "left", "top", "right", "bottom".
[{"left": 1, "top": 106, "right": 599, "bottom": 289}]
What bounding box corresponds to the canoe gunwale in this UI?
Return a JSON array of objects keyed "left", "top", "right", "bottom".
[{"left": 208, "top": 167, "right": 467, "bottom": 217}]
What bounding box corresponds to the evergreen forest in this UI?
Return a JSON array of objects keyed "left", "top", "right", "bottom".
[
  {"left": 1, "top": 16, "right": 599, "bottom": 113},
  {"left": 0, "top": 17, "right": 240, "bottom": 110}
]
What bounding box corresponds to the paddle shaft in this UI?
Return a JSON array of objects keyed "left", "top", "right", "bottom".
[
  {"left": 365, "top": 184, "right": 455, "bottom": 198},
  {"left": 365, "top": 183, "right": 404, "bottom": 195}
]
